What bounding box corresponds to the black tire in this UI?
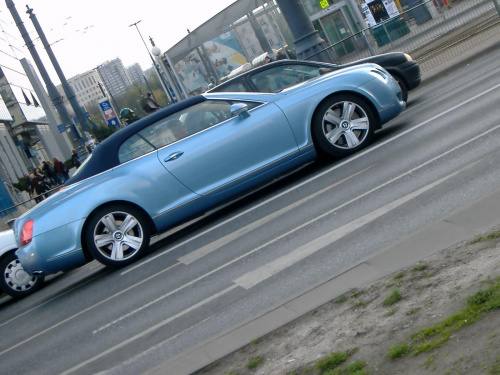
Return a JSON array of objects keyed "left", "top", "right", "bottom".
[
  {"left": 393, "top": 75, "right": 408, "bottom": 102},
  {"left": 85, "top": 204, "right": 151, "bottom": 268},
  {"left": 312, "top": 94, "right": 377, "bottom": 158},
  {"left": 0, "top": 252, "right": 44, "bottom": 299}
]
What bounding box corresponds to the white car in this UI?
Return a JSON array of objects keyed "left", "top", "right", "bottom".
[{"left": 0, "top": 229, "right": 44, "bottom": 299}]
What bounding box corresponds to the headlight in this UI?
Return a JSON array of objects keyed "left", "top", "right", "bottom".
[{"left": 404, "top": 53, "right": 413, "bottom": 61}]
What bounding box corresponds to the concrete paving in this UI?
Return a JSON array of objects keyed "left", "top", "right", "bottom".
[{"left": 146, "top": 35, "right": 500, "bottom": 375}]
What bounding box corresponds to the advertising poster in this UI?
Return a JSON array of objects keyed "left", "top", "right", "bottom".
[
  {"left": 203, "top": 31, "right": 247, "bottom": 79},
  {"left": 172, "top": 49, "right": 209, "bottom": 94},
  {"left": 364, "top": 0, "right": 400, "bottom": 24}
]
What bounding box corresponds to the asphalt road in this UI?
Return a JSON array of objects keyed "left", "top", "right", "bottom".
[{"left": 1, "top": 38, "right": 500, "bottom": 375}]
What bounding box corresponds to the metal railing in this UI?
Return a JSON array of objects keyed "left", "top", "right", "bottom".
[{"left": 308, "top": 0, "right": 499, "bottom": 71}]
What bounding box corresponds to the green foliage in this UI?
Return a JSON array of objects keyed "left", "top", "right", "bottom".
[
  {"left": 246, "top": 357, "right": 262, "bottom": 369},
  {"left": 388, "top": 281, "right": 500, "bottom": 359},
  {"left": 489, "top": 357, "right": 500, "bottom": 374},
  {"left": 388, "top": 342, "right": 409, "bottom": 359},
  {"left": 413, "top": 264, "right": 429, "bottom": 271},
  {"left": 13, "top": 176, "right": 29, "bottom": 192},
  {"left": 472, "top": 231, "right": 500, "bottom": 243},
  {"left": 316, "top": 351, "right": 348, "bottom": 372},
  {"left": 93, "top": 125, "right": 117, "bottom": 141},
  {"left": 383, "top": 290, "right": 402, "bottom": 306},
  {"left": 393, "top": 271, "right": 405, "bottom": 280},
  {"left": 335, "top": 295, "right": 347, "bottom": 303}
]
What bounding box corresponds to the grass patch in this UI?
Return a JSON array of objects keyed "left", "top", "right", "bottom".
[
  {"left": 251, "top": 338, "right": 260, "bottom": 345},
  {"left": 488, "top": 357, "right": 500, "bottom": 374},
  {"left": 471, "top": 231, "right": 500, "bottom": 243},
  {"left": 315, "top": 349, "right": 359, "bottom": 374},
  {"left": 388, "top": 281, "right": 500, "bottom": 359},
  {"left": 383, "top": 290, "right": 402, "bottom": 306},
  {"left": 413, "top": 264, "right": 429, "bottom": 271},
  {"left": 388, "top": 342, "right": 409, "bottom": 359},
  {"left": 246, "top": 357, "right": 262, "bottom": 369},
  {"left": 353, "top": 299, "right": 366, "bottom": 307},
  {"left": 335, "top": 295, "right": 347, "bottom": 304},
  {"left": 393, "top": 271, "right": 405, "bottom": 280}
]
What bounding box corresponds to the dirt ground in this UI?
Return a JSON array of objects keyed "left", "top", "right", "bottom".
[{"left": 194, "top": 227, "right": 500, "bottom": 375}]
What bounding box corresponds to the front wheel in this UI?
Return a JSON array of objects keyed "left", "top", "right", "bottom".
[
  {"left": 0, "top": 252, "right": 45, "bottom": 298},
  {"left": 85, "top": 205, "right": 151, "bottom": 268},
  {"left": 312, "top": 94, "right": 377, "bottom": 158}
]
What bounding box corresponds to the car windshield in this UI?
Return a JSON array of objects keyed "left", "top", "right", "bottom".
[{"left": 250, "top": 64, "right": 321, "bottom": 92}]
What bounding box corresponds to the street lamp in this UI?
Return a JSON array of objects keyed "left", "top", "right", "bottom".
[
  {"left": 151, "top": 45, "right": 187, "bottom": 100},
  {"left": 129, "top": 20, "right": 175, "bottom": 103}
]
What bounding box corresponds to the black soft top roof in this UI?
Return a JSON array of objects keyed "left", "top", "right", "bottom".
[{"left": 66, "top": 95, "right": 206, "bottom": 185}]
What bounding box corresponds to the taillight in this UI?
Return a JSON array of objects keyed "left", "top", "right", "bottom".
[{"left": 20, "top": 219, "right": 34, "bottom": 246}]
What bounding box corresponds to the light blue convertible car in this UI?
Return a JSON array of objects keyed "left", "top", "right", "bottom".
[{"left": 14, "top": 63, "right": 405, "bottom": 276}]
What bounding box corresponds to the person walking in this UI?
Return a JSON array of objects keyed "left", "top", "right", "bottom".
[
  {"left": 27, "top": 172, "right": 45, "bottom": 203},
  {"left": 141, "top": 92, "right": 162, "bottom": 115},
  {"left": 71, "top": 149, "right": 81, "bottom": 169},
  {"left": 53, "top": 157, "right": 68, "bottom": 183},
  {"left": 42, "top": 160, "right": 59, "bottom": 186}
]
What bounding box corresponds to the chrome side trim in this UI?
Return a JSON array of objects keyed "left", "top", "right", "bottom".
[{"left": 47, "top": 248, "right": 83, "bottom": 262}]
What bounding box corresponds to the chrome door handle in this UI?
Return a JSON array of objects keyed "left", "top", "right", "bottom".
[{"left": 164, "top": 151, "right": 184, "bottom": 162}]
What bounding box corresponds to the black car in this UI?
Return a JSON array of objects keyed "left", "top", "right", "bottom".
[{"left": 210, "top": 53, "right": 421, "bottom": 102}]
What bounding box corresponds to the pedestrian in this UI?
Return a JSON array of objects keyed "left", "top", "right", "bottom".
[
  {"left": 53, "top": 157, "right": 69, "bottom": 183},
  {"left": 27, "top": 172, "right": 45, "bottom": 203},
  {"left": 71, "top": 149, "right": 81, "bottom": 169},
  {"left": 42, "top": 160, "right": 59, "bottom": 186},
  {"left": 141, "top": 92, "right": 162, "bottom": 115}
]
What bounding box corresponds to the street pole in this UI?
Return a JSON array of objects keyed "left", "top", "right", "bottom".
[
  {"left": 129, "top": 20, "right": 176, "bottom": 103},
  {"left": 274, "top": 0, "right": 335, "bottom": 63},
  {"left": 26, "top": 6, "right": 92, "bottom": 160},
  {"left": 150, "top": 39, "right": 187, "bottom": 100},
  {"left": 5, "top": 0, "right": 86, "bottom": 157}
]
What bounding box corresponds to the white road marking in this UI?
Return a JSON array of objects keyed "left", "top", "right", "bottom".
[
  {"left": 234, "top": 162, "right": 479, "bottom": 289},
  {"left": 178, "top": 167, "right": 371, "bottom": 265},
  {"left": 61, "top": 285, "right": 237, "bottom": 375}
]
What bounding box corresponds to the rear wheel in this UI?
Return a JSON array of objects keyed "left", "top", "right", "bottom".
[
  {"left": 312, "top": 94, "right": 377, "bottom": 158},
  {"left": 85, "top": 205, "right": 151, "bottom": 268},
  {"left": 0, "top": 252, "right": 44, "bottom": 298}
]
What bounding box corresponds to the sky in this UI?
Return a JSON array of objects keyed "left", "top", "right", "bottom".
[{"left": 1, "top": 0, "right": 237, "bottom": 84}]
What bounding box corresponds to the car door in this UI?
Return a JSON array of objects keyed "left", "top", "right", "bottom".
[{"left": 156, "top": 98, "right": 299, "bottom": 196}]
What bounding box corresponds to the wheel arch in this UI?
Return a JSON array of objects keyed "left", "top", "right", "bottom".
[{"left": 80, "top": 200, "right": 156, "bottom": 262}]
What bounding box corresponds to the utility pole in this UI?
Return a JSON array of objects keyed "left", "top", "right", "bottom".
[
  {"left": 5, "top": 0, "right": 86, "bottom": 157},
  {"left": 274, "top": 0, "right": 335, "bottom": 63},
  {"left": 26, "top": 5, "right": 93, "bottom": 155},
  {"left": 129, "top": 20, "right": 176, "bottom": 103}
]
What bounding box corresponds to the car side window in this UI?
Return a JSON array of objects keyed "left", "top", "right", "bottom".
[
  {"left": 216, "top": 81, "right": 248, "bottom": 92},
  {"left": 118, "top": 99, "right": 262, "bottom": 164},
  {"left": 251, "top": 65, "right": 321, "bottom": 92},
  {"left": 118, "top": 134, "right": 155, "bottom": 163}
]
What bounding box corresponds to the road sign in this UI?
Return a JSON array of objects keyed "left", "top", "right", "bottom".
[
  {"left": 107, "top": 117, "right": 120, "bottom": 127},
  {"left": 98, "top": 98, "right": 121, "bottom": 127}
]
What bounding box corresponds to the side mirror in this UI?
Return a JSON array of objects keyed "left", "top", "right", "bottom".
[{"left": 230, "top": 103, "right": 250, "bottom": 119}]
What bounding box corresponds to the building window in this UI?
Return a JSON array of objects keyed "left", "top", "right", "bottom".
[{"left": 269, "top": 39, "right": 275, "bottom": 46}]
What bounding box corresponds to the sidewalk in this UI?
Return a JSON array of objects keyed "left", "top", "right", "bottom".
[{"left": 146, "top": 37, "right": 500, "bottom": 375}]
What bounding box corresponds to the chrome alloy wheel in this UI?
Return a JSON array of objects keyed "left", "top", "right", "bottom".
[
  {"left": 321, "top": 100, "right": 370, "bottom": 150},
  {"left": 93, "top": 211, "right": 145, "bottom": 262},
  {"left": 4, "top": 257, "right": 37, "bottom": 291}
]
